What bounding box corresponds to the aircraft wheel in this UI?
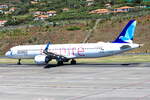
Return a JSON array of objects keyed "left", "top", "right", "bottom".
[
  {"left": 17, "top": 62, "right": 21, "bottom": 65},
  {"left": 57, "top": 61, "right": 63, "bottom": 66},
  {"left": 71, "top": 59, "right": 76, "bottom": 65},
  {"left": 17, "top": 59, "right": 21, "bottom": 65}
]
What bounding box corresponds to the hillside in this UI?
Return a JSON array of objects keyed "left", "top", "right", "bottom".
[
  {"left": 0, "top": 15, "right": 150, "bottom": 55},
  {"left": 0, "top": 0, "right": 150, "bottom": 26},
  {"left": 0, "top": 0, "right": 150, "bottom": 55},
  {"left": 0, "top": 0, "right": 20, "bottom": 3}
]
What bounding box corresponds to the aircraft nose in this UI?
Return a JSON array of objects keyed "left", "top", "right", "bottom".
[{"left": 5, "top": 51, "right": 11, "bottom": 57}]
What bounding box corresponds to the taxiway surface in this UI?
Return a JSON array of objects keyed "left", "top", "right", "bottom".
[{"left": 0, "top": 63, "right": 150, "bottom": 100}]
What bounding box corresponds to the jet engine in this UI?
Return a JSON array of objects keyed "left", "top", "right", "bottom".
[{"left": 34, "top": 55, "right": 52, "bottom": 64}]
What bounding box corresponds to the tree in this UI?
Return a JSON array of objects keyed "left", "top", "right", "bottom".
[
  {"left": 20, "top": 0, "right": 30, "bottom": 4},
  {"left": 132, "top": 0, "right": 143, "bottom": 4},
  {"left": 115, "top": 0, "right": 126, "bottom": 4},
  {"left": 14, "top": 7, "right": 29, "bottom": 15}
]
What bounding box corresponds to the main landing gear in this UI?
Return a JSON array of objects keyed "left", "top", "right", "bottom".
[
  {"left": 57, "top": 59, "right": 76, "bottom": 66},
  {"left": 17, "top": 59, "right": 21, "bottom": 65},
  {"left": 57, "top": 61, "right": 64, "bottom": 66},
  {"left": 44, "top": 59, "right": 77, "bottom": 68},
  {"left": 71, "top": 59, "right": 76, "bottom": 65}
]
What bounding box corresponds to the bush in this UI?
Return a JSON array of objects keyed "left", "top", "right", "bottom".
[
  {"left": 141, "top": 2, "right": 150, "bottom": 6},
  {"left": 5, "top": 19, "right": 21, "bottom": 26},
  {"left": 66, "top": 26, "right": 81, "bottom": 31}
]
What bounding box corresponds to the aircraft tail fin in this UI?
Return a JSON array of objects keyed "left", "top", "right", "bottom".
[{"left": 112, "top": 19, "right": 136, "bottom": 43}]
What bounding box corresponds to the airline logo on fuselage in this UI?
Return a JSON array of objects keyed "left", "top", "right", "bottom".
[{"left": 40, "top": 47, "right": 85, "bottom": 57}]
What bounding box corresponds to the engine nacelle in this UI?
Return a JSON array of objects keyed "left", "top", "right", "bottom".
[{"left": 34, "top": 55, "right": 51, "bottom": 64}]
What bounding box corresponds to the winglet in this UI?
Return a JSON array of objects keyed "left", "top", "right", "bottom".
[
  {"left": 44, "top": 42, "right": 51, "bottom": 52},
  {"left": 112, "top": 19, "right": 136, "bottom": 43}
]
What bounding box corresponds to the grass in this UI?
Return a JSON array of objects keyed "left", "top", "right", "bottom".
[
  {"left": 77, "top": 55, "right": 150, "bottom": 63},
  {"left": 0, "top": 55, "right": 150, "bottom": 64}
]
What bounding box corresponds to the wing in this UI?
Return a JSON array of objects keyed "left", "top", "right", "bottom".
[{"left": 43, "top": 42, "right": 71, "bottom": 62}]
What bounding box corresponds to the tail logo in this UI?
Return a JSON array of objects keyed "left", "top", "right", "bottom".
[
  {"left": 113, "top": 20, "right": 136, "bottom": 43},
  {"left": 119, "top": 36, "right": 133, "bottom": 43}
]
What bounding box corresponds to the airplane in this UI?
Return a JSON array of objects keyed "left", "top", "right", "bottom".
[{"left": 5, "top": 19, "right": 142, "bottom": 66}]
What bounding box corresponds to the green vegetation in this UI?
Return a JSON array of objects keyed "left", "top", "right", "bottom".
[
  {"left": 66, "top": 26, "right": 81, "bottom": 31},
  {"left": 1, "top": 55, "right": 150, "bottom": 64},
  {"left": 78, "top": 55, "right": 150, "bottom": 63},
  {"left": 0, "top": 0, "right": 149, "bottom": 25}
]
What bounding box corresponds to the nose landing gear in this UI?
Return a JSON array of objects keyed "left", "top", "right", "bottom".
[{"left": 17, "top": 59, "right": 21, "bottom": 65}]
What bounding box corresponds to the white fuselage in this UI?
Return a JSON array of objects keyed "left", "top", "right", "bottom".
[{"left": 5, "top": 42, "right": 140, "bottom": 59}]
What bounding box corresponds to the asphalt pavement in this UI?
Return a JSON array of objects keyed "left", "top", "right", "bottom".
[{"left": 0, "top": 63, "right": 150, "bottom": 100}]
